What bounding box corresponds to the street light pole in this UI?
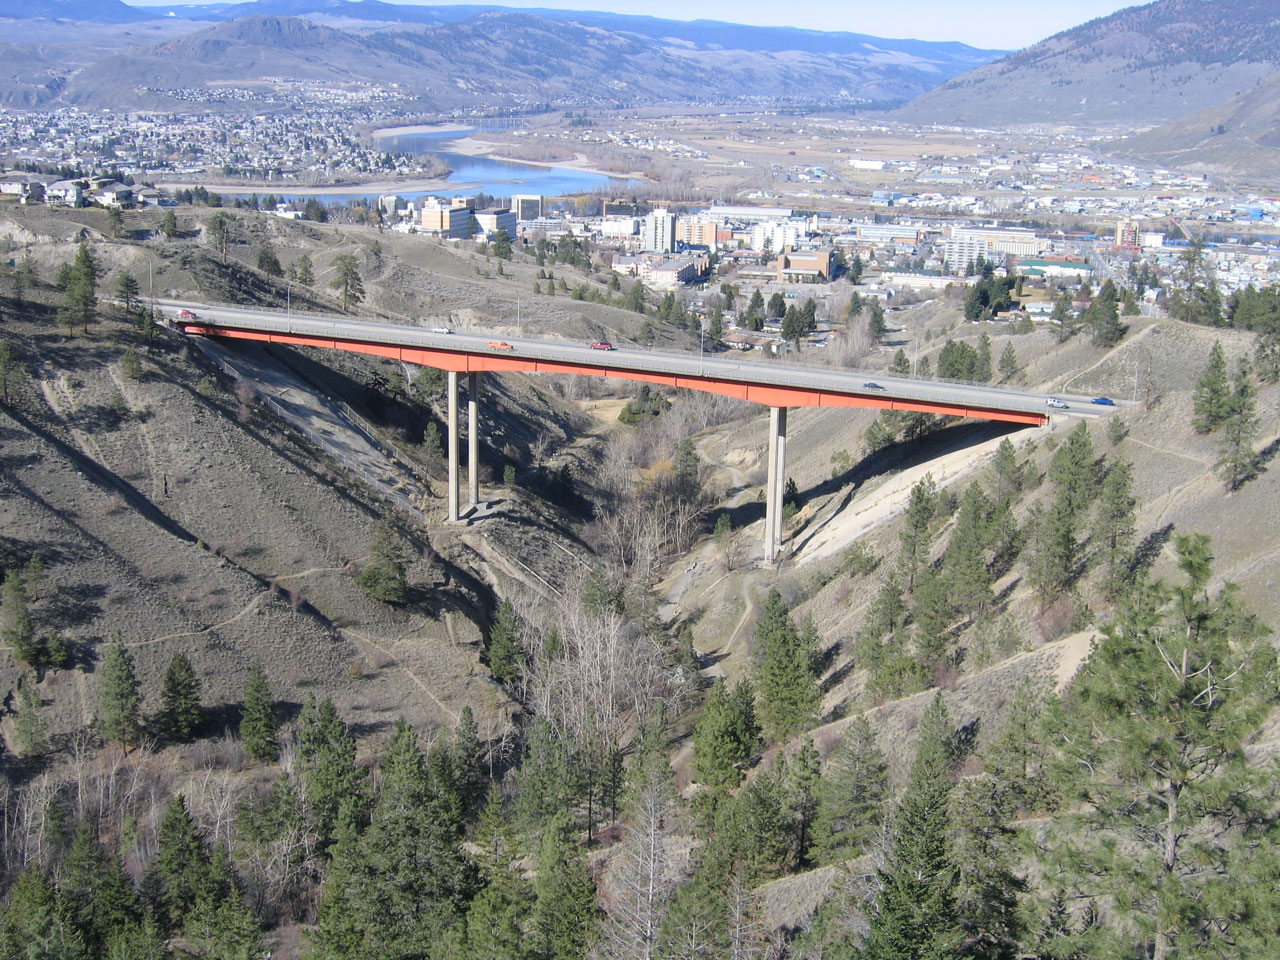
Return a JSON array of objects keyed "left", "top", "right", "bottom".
[{"left": 286, "top": 280, "right": 292, "bottom": 330}]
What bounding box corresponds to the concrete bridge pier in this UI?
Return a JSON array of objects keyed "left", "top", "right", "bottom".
[
  {"left": 763, "top": 406, "right": 788, "bottom": 563},
  {"left": 467, "top": 372, "right": 480, "bottom": 511},
  {"left": 446, "top": 371, "right": 482, "bottom": 523},
  {"left": 447, "top": 371, "right": 459, "bottom": 522}
]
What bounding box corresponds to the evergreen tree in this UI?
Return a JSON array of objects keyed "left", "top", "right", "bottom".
[
  {"left": 899, "top": 475, "right": 937, "bottom": 590},
  {"left": 1047, "top": 422, "right": 1096, "bottom": 520},
  {"left": 767, "top": 291, "right": 786, "bottom": 320},
  {"left": 951, "top": 772, "right": 1025, "bottom": 956},
  {"left": 328, "top": 253, "right": 364, "bottom": 312},
  {"left": 810, "top": 714, "right": 888, "bottom": 864},
  {"left": 14, "top": 673, "right": 46, "bottom": 756},
  {"left": 1092, "top": 458, "right": 1136, "bottom": 599},
  {"left": 2, "top": 867, "right": 86, "bottom": 959},
  {"left": 1192, "top": 340, "right": 1231, "bottom": 433},
  {"left": 256, "top": 245, "right": 283, "bottom": 277},
  {"left": 1041, "top": 536, "right": 1279, "bottom": 958},
  {"left": 114, "top": 273, "right": 140, "bottom": 314},
  {"left": 1024, "top": 497, "right": 1079, "bottom": 609},
  {"left": 356, "top": 519, "right": 409, "bottom": 603},
  {"left": 449, "top": 785, "right": 533, "bottom": 960},
  {"left": 58, "top": 241, "right": 100, "bottom": 335},
  {"left": 158, "top": 652, "right": 201, "bottom": 739},
  {"left": 943, "top": 482, "right": 994, "bottom": 621},
  {"left": 515, "top": 716, "right": 579, "bottom": 831},
  {"left": 531, "top": 815, "right": 597, "bottom": 960},
  {"left": 59, "top": 822, "right": 140, "bottom": 954},
  {"left": 692, "top": 678, "right": 760, "bottom": 789},
  {"left": 782, "top": 738, "right": 822, "bottom": 869},
  {"left": 889, "top": 348, "right": 911, "bottom": 376},
  {"left": 452, "top": 705, "right": 487, "bottom": 816},
  {"left": 997, "top": 341, "right": 1018, "bottom": 380},
  {"left": 864, "top": 570, "right": 908, "bottom": 641},
  {"left": 298, "top": 695, "right": 368, "bottom": 846},
  {"left": 867, "top": 301, "right": 887, "bottom": 343},
  {"left": 752, "top": 590, "right": 821, "bottom": 743},
  {"left": 239, "top": 659, "right": 278, "bottom": 761},
  {"left": 311, "top": 719, "right": 477, "bottom": 959},
  {"left": 295, "top": 253, "right": 315, "bottom": 285},
  {"left": 147, "top": 795, "right": 211, "bottom": 932},
  {"left": 1215, "top": 358, "right": 1261, "bottom": 491},
  {"left": 96, "top": 639, "right": 141, "bottom": 750},
  {"left": 976, "top": 332, "right": 993, "bottom": 381},
  {"left": 991, "top": 437, "right": 1022, "bottom": 505},
  {"left": 161, "top": 209, "right": 179, "bottom": 238},
  {"left": 1, "top": 572, "right": 38, "bottom": 668},
  {"left": 486, "top": 600, "right": 525, "bottom": 684},
  {"left": 858, "top": 693, "right": 961, "bottom": 960}
]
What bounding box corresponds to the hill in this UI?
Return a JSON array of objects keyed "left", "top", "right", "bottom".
[
  {"left": 897, "top": 0, "right": 1280, "bottom": 127},
  {"left": 1, "top": 4, "right": 1004, "bottom": 111},
  {"left": 1108, "top": 71, "right": 1280, "bottom": 175}
]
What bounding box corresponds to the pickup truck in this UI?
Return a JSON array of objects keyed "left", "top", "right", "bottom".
[{"left": 488, "top": 340, "right": 515, "bottom": 351}]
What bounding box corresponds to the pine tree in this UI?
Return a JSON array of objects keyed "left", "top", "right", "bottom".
[
  {"left": 452, "top": 705, "right": 486, "bottom": 816},
  {"left": 782, "top": 738, "right": 822, "bottom": 869},
  {"left": 96, "top": 639, "right": 141, "bottom": 750},
  {"left": 1042, "top": 536, "right": 1279, "bottom": 958},
  {"left": 329, "top": 253, "right": 365, "bottom": 312},
  {"left": 486, "top": 599, "right": 524, "bottom": 684},
  {"left": 951, "top": 773, "right": 1025, "bottom": 955},
  {"left": 1092, "top": 458, "right": 1136, "bottom": 599},
  {"left": 14, "top": 673, "right": 45, "bottom": 756},
  {"left": 357, "top": 519, "right": 409, "bottom": 602},
  {"left": 298, "top": 695, "right": 368, "bottom": 846},
  {"left": 943, "top": 482, "right": 994, "bottom": 620},
  {"left": 1215, "top": 358, "right": 1261, "bottom": 491},
  {"left": 1047, "top": 422, "right": 1096, "bottom": 520},
  {"left": 295, "top": 253, "right": 315, "bottom": 285},
  {"left": 752, "top": 590, "right": 821, "bottom": 743},
  {"left": 449, "top": 785, "right": 533, "bottom": 960},
  {"left": 858, "top": 693, "right": 961, "bottom": 960},
  {"left": 1, "top": 573, "right": 38, "bottom": 669},
  {"left": 147, "top": 795, "right": 211, "bottom": 932},
  {"left": 158, "top": 653, "right": 201, "bottom": 739},
  {"left": 692, "top": 678, "right": 760, "bottom": 789},
  {"left": 991, "top": 437, "right": 1022, "bottom": 505},
  {"left": 531, "top": 815, "right": 597, "bottom": 960},
  {"left": 59, "top": 822, "right": 140, "bottom": 954},
  {"left": 976, "top": 332, "right": 993, "bottom": 381},
  {"left": 311, "top": 718, "right": 477, "bottom": 959},
  {"left": 1192, "top": 340, "right": 1230, "bottom": 433},
  {"left": 997, "top": 341, "right": 1018, "bottom": 380},
  {"left": 239, "top": 660, "right": 277, "bottom": 761},
  {"left": 899, "top": 474, "right": 937, "bottom": 590},
  {"left": 1024, "top": 497, "right": 1079, "bottom": 608},
  {"left": 810, "top": 715, "right": 888, "bottom": 864}
]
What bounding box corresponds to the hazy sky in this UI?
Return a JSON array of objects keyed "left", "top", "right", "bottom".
[{"left": 135, "top": 0, "right": 1143, "bottom": 49}]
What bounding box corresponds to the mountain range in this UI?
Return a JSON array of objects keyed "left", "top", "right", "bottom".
[{"left": 0, "top": 0, "right": 1004, "bottom": 111}]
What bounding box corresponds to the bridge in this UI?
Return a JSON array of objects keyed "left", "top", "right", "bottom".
[{"left": 171, "top": 301, "right": 1111, "bottom": 561}]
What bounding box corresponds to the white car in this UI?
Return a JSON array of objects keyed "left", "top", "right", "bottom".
[
  {"left": 430, "top": 326, "right": 451, "bottom": 335},
  {"left": 1046, "top": 397, "right": 1069, "bottom": 409}
]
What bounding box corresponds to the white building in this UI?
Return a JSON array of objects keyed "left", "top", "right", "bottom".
[
  {"left": 750, "top": 220, "right": 802, "bottom": 253},
  {"left": 641, "top": 209, "right": 677, "bottom": 253}
]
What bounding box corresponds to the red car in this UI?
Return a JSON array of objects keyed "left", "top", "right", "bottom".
[
  {"left": 176, "top": 309, "right": 197, "bottom": 319},
  {"left": 590, "top": 341, "right": 614, "bottom": 351}
]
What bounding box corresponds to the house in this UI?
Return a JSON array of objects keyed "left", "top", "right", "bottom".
[{"left": 47, "top": 179, "right": 86, "bottom": 206}]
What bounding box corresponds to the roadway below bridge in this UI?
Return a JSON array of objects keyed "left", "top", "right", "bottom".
[{"left": 163, "top": 298, "right": 1124, "bottom": 561}]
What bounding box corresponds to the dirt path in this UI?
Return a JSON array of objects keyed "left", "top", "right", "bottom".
[{"left": 1059, "top": 323, "right": 1157, "bottom": 394}]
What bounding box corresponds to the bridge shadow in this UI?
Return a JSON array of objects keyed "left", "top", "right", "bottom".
[{"left": 786, "top": 420, "right": 1029, "bottom": 555}]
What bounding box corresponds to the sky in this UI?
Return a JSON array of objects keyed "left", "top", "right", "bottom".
[{"left": 130, "top": 0, "right": 1144, "bottom": 50}]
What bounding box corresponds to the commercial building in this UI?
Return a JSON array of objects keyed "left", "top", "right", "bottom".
[
  {"left": 776, "top": 247, "right": 834, "bottom": 283},
  {"left": 474, "top": 207, "right": 517, "bottom": 238},
  {"left": 420, "top": 198, "right": 474, "bottom": 238},
  {"left": 511, "top": 194, "right": 543, "bottom": 221}
]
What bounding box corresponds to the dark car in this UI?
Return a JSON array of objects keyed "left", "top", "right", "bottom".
[
  {"left": 590, "top": 341, "right": 614, "bottom": 351},
  {"left": 863, "top": 382, "right": 886, "bottom": 391},
  {"left": 1091, "top": 397, "right": 1116, "bottom": 406}
]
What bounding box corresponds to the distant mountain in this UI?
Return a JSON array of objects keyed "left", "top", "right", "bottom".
[
  {"left": 3, "top": 4, "right": 1007, "bottom": 112},
  {"left": 144, "top": 0, "right": 999, "bottom": 62},
  {"left": 897, "top": 0, "right": 1280, "bottom": 127},
  {"left": 1109, "top": 72, "right": 1280, "bottom": 175},
  {"left": 0, "top": 0, "right": 153, "bottom": 22}
]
